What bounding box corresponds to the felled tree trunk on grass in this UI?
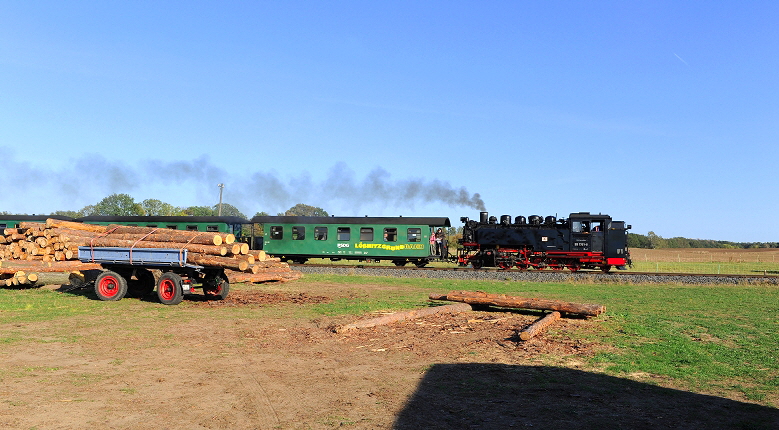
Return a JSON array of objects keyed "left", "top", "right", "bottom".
[{"left": 429, "top": 291, "right": 605, "bottom": 317}]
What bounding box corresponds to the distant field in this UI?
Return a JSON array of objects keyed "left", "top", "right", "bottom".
[{"left": 629, "top": 248, "right": 779, "bottom": 275}]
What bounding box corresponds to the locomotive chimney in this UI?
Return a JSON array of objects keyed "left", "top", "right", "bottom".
[{"left": 480, "top": 212, "right": 489, "bottom": 223}]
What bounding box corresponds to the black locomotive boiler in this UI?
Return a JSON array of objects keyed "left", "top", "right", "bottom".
[{"left": 457, "top": 211, "right": 632, "bottom": 272}]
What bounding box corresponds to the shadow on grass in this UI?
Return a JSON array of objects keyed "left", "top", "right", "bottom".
[{"left": 394, "top": 363, "right": 778, "bottom": 430}]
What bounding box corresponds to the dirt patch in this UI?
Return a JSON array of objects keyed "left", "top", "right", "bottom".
[
  {"left": 188, "top": 290, "right": 331, "bottom": 307},
  {"left": 1, "top": 282, "right": 776, "bottom": 429}
]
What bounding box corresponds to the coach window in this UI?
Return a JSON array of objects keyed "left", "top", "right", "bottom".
[
  {"left": 270, "top": 226, "right": 283, "bottom": 240},
  {"left": 314, "top": 227, "right": 328, "bottom": 240},
  {"left": 0, "top": 224, "right": 6, "bottom": 229},
  {"left": 407, "top": 228, "right": 421, "bottom": 242},
  {"left": 186, "top": 225, "right": 198, "bottom": 231},
  {"left": 337, "top": 227, "right": 350, "bottom": 241},
  {"left": 383, "top": 228, "right": 397, "bottom": 242},
  {"left": 292, "top": 226, "right": 305, "bottom": 240},
  {"left": 207, "top": 225, "right": 219, "bottom": 232},
  {"left": 166, "top": 225, "right": 178, "bottom": 230},
  {"left": 360, "top": 227, "right": 374, "bottom": 241}
]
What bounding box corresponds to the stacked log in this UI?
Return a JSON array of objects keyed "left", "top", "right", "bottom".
[
  {"left": 0, "top": 219, "right": 299, "bottom": 283},
  {"left": 0, "top": 269, "right": 39, "bottom": 287}
]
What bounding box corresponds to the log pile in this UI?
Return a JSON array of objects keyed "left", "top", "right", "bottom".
[
  {"left": 0, "top": 269, "right": 39, "bottom": 287},
  {"left": 430, "top": 290, "right": 606, "bottom": 340},
  {"left": 0, "top": 219, "right": 300, "bottom": 283}
]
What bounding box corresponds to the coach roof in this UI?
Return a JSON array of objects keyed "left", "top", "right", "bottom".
[{"left": 251, "top": 216, "right": 451, "bottom": 227}]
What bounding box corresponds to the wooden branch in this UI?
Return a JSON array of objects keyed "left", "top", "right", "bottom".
[
  {"left": 429, "top": 290, "right": 605, "bottom": 317},
  {"left": 519, "top": 311, "right": 561, "bottom": 340}
]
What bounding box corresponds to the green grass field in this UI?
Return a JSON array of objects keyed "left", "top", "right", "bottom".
[{"left": 2, "top": 274, "right": 778, "bottom": 407}]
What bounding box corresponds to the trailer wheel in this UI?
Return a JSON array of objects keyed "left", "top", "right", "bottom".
[
  {"left": 94, "top": 271, "right": 128, "bottom": 301},
  {"left": 204, "top": 277, "right": 230, "bottom": 300},
  {"left": 129, "top": 269, "right": 156, "bottom": 297},
  {"left": 157, "top": 272, "right": 184, "bottom": 305}
]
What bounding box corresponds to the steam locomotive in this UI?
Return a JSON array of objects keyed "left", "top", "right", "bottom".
[{"left": 457, "top": 211, "right": 632, "bottom": 272}]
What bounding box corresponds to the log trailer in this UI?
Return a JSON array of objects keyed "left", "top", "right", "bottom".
[{"left": 78, "top": 246, "right": 230, "bottom": 305}]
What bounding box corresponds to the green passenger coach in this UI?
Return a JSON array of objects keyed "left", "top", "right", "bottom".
[
  {"left": 251, "top": 216, "right": 451, "bottom": 267},
  {"left": 77, "top": 216, "right": 249, "bottom": 235}
]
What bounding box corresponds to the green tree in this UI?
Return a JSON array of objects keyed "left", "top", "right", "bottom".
[
  {"left": 183, "top": 206, "right": 216, "bottom": 216},
  {"left": 141, "top": 199, "right": 182, "bottom": 216},
  {"left": 283, "top": 203, "right": 328, "bottom": 217},
  {"left": 627, "top": 233, "right": 651, "bottom": 248},
  {"left": 53, "top": 210, "right": 80, "bottom": 218},
  {"left": 89, "top": 194, "right": 144, "bottom": 216},
  {"left": 211, "top": 203, "right": 247, "bottom": 219},
  {"left": 647, "top": 231, "right": 668, "bottom": 249}
]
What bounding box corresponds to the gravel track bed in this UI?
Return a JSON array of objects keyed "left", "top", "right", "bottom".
[{"left": 296, "top": 266, "right": 779, "bottom": 285}]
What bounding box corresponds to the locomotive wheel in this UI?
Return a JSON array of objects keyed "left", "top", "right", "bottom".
[
  {"left": 601, "top": 265, "right": 612, "bottom": 273},
  {"left": 568, "top": 264, "right": 582, "bottom": 272},
  {"left": 516, "top": 264, "right": 529, "bottom": 271},
  {"left": 471, "top": 260, "right": 483, "bottom": 270},
  {"left": 157, "top": 272, "right": 184, "bottom": 305},
  {"left": 94, "top": 271, "right": 128, "bottom": 301}
]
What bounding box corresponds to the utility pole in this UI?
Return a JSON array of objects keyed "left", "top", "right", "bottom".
[{"left": 217, "top": 183, "right": 225, "bottom": 216}]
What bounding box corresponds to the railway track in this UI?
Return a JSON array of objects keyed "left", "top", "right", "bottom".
[{"left": 291, "top": 264, "right": 779, "bottom": 285}]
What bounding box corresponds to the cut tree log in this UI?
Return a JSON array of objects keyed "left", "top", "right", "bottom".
[
  {"left": 429, "top": 291, "right": 605, "bottom": 317},
  {"left": 79, "top": 238, "right": 228, "bottom": 256},
  {"left": 225, "top": 270, "right": 303, "bottom": 284},
  {"left": 104, "top": 225, "right": 235, "bottom": 245},
  {"left": 86, "top": 231, "right": 225, "bottom": 246},
  {"left": 519, "top": 311, "right": 561, "bottom": 340},
  {"left": 335, "top": 303, "right": 473, "bottom": 333},
  {"left": 45, "top": 219, "right": 108, "bottom": 233},
  {"left": 187, "top": 253, "right": 250, "bottom": 271}
]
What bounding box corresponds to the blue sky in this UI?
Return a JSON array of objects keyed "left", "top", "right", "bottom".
[{"left": 1, "top": 1, "right": 776, "bottom": 242}]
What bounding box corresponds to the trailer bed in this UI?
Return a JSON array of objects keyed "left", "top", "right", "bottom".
[{"left": 78, "top": 247, "right": 202, "bottom": 268}]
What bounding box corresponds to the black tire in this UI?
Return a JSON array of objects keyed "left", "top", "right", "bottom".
[
  {"left": 94, "top": 271, "right": 128, "bottom": 301},
  {"left": 203, "top": 275, "right": 230, "bottom": 300},
  {"left": 129, "top": 269, "right": 156, "bottom": 297},
  {"left": 157, "top": 272, "right": 184, "bottom": 305}
]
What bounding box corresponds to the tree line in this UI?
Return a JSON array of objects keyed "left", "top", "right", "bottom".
[
  {"left": 2, "top": 194, "right": 329, "bottom": 221},
  {"left": 628, "top": 232, "right": 777, "bottom": 249}
]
